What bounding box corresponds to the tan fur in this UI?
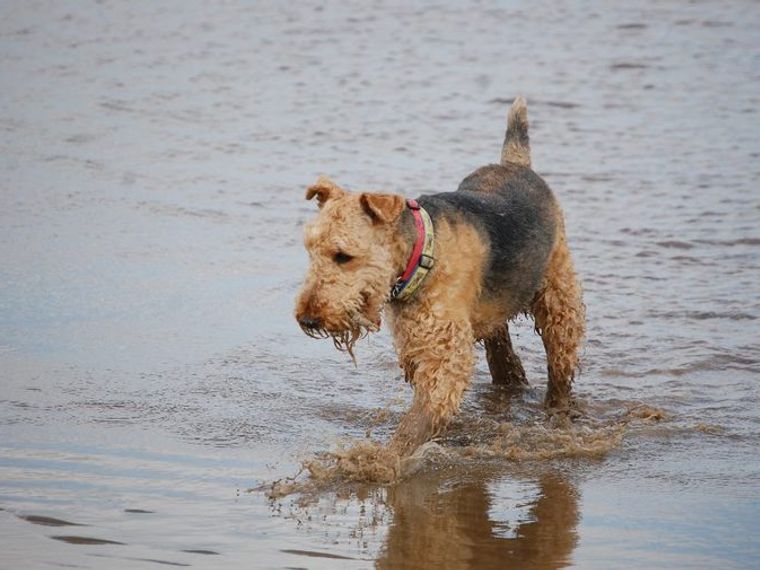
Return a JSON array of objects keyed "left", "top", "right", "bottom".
[
  {"left": 306, "top": 175, "right": 344, "bottom": 206},
  {"left": 360, "top": 192, "right": 406, "bottom": 224},
  {"left": 502, "top": 96, "right": 531, "bottom": 167},
  {"left": 295, "top": 185, "right": 410, "bottom": 356},
  {"left": 471, "top": 299, "right": 513, "bottom": 340},
  {"left": 531, "top": 214, "right": 586, "bottom": 411},
  {"left": 386, "top": 221, "right": 486, "bottom": 454}
]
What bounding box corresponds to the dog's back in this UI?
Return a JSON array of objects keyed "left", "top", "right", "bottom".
[{"left": 417, "top": 98, "right": 558, "bottom": 313}]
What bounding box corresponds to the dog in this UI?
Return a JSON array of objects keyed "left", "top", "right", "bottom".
[{"left": 295, "top": 97, "right": 585, "bottom": 456}]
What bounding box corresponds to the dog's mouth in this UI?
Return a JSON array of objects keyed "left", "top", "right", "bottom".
[{"left": 296, "top": 289, "right": 383, "bottom": 363}]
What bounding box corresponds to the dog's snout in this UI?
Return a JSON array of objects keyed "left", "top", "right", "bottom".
[{"left": 298, "top": 315, "right": 322, "bottom": 329}]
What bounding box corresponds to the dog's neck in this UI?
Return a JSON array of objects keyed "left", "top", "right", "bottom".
[
  {"left": 397, "top": 206, "right": 418, "bottom": 266},
  {"left": 390, "top": 199, "right": 435, "bottom": 301}
]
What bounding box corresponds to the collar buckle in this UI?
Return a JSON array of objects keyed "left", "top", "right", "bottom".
[{"left": 419, "top": 253, "right": 435, "bottom": 270}]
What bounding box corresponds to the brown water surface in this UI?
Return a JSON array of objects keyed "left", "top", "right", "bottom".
[{"left": 2, "top": 1, "right": 759, "bottom": 568}]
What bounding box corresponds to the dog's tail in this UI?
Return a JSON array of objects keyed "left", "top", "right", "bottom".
[{"left": 501, "top": 96, "right": 531, "bottom": 168}]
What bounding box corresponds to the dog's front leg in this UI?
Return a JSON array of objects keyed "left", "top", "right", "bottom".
[{"left": 389, "top": 319, "right": 475, "bottom": 456}]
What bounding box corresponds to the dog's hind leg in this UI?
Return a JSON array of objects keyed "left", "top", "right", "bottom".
[
  {"left": 531, "top": 220, "right": 585, "bottom": 413},
  {"left": 485, "top": 323, "right": 529, "bottom": 388}
]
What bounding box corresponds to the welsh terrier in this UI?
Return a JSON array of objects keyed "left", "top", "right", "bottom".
[{"left": 295, "top": 97, "right": 585, "bottom": 456}]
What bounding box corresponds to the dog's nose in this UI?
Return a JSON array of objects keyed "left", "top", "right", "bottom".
[{"left": 298, "top": 315, "right": 322, "bottom": 329}]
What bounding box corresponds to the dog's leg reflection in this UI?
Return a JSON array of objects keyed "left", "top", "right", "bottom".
[{"left": 377, "top": 472, "right": 579, "bottom": 570}]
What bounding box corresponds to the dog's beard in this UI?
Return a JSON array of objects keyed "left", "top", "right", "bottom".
[
  {"left": 299, "top": 313, "right": 378, "bottom": 364},
  {"left": 329, "top": 327, "right": 366, "bottom": 364}
]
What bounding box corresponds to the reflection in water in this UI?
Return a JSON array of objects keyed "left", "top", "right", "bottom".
[{"left": 377, "top": 472, "right": 578, "bottom": 570}]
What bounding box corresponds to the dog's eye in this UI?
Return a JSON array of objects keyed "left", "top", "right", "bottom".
[{"left": 333, "top": 251, "right": 354, "bottom": 265}]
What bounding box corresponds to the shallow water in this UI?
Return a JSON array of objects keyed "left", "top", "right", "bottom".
[{"left": 2, "top": 0, "right": 760, "bottom": 568}]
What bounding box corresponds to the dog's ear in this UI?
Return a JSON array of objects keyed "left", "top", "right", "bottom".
[
  {"left": 360, "top": 192, "right": 406, "bottom": 225},
  {"left": 306, "top": 176, "right": 344, "bottom": 207}
]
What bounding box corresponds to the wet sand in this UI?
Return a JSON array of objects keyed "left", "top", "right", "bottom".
[{"left": 2, "top": 1, "right": 760, "bottom": 568}]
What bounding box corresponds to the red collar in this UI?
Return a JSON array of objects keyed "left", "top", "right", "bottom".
[
  {"left": 399, "top": 199, "right": 425, "bottom": 282},
  {"left": 390, "top": 199, "right": 435, "bottom": 300}
]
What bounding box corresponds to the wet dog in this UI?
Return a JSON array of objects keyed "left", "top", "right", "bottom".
[{"left": 295, "top": 97, "right": 585, "bottom": 456}]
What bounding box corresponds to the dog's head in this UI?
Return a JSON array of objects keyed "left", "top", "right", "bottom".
[{"left": 294, "top": 176, "right": 408, "bottom": 358}]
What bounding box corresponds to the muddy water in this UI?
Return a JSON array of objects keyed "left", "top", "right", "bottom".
[{"left": 2, "top": 0, "right": 759, "bottom": 568}]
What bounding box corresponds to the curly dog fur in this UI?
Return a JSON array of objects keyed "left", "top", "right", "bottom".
[{"left": 295, "top": 97, "right": 585, "bottom": 456}]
